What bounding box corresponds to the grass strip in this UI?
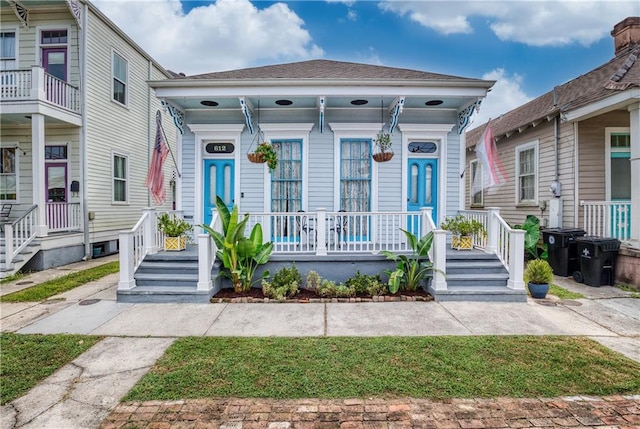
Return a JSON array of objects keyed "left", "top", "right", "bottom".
[
  {"left": 0, "top": 261, "right": 119, "bottom": 302},
  {"left": 1, "top": 333, "right": 102, "bottom": 404},
  {"left": 549, "top": 284, "right": 585, "bottom": 299},
  {"left": 125, "top": 336, "right": 640, "bottom": 401}
]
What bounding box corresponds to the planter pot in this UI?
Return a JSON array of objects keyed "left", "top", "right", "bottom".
[
  {"left": 247, "top": 153, "right": 265, "bottom": 163},
  {"left": 164, "top": 236, "right": 187, "bottom": 251},
  {"left": 527, "top": 282, "right": 550, "bottom": 299},
  {"left": 452, "top": 235, "right": 473, "bottom": 250},
  {"left": 372, "top": 152, "right": 394, "bottom": 162}
]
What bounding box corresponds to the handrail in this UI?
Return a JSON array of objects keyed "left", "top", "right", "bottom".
[
  {"left": 4, "top": 205, "right": 38, "bottom": 270},
  {"left": 496, "top": 213, "right": 525, "bottom": 291},
  {"left": 118, "top": 208, "right": 160, "bottom": 291}
]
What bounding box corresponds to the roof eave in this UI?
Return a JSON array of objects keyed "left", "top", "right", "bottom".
[{"left": 562, "top": 88, "right": 640, "bottom": 121}]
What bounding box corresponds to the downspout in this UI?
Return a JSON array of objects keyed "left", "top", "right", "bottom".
[
  {"left": 548, "top": 87, "right": 563, "bottom": 228},
  {"left": 81, "top": 2, "right": 90, "bottom": 260},
  {"left": 147, "top": 59, "right": 152, "bottom": 207}
]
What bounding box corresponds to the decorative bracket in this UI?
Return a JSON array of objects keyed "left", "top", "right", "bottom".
[
  {"left": 239, "top": 97, "right": 254, "bottom": 134},
  {"left": 6, "top": 0, "right": 28, "bottom": 28},
  {"left": 458, "top": 99, "right": 481, "bottom": 134},
  {"left": 65, "top": 0, "right": 82, "bottom": 28},
  {"left": 161, "top": 99, "right": 185, "bottom": 135},
  {"left": 388, "top": 96, "right": 405, "bottom": 133},
  {"left": 318, "top": 96, "right": 326, "bottom": 133}
]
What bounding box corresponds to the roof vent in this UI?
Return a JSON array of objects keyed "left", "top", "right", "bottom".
[{"left": 611, "top": 17, "right": 640, "bottom": 56}]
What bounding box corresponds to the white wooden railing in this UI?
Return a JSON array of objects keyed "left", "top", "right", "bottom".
[
  {"left": 580, "top": 200, "right": 631, "bottom": 241},
  {"left": 4, "top": 205, "right": 37, "bottom": 270},
  {"left": 0, "top": 66, "right": 80, "bottom": 113},
  {"left": 458, "top": 208, "right": 525, "bottom": 291},
  {"left": 46, "top": 202, "right": 81, "bottom": 232},
  {"left": 197, "top": 209, "right": 220, "bottom": 292},
  {"left": 118, "top": 208, "right": 163, "bottom": 290}
]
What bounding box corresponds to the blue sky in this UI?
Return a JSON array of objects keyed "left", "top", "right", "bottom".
[{"left": 94, "top": 0, "right": 640, "bottom": 126}]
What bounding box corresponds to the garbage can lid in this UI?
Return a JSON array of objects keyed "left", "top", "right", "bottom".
[{"left": 576, "top": 236, "right": 621, "bottom": 251}]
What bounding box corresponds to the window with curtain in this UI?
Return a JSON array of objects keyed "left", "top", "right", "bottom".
[
  {"left": 271, "top": 140, "right": 302, "bottom": 212},
  {"left": 340, "top": 139, "right": 371, "bottom": 211},
  {"left": 470, "top": 159, "right": 483, "bottom": 206},
  {"left": 0, "top": 31, "right": 16, "bottom": 70},
  {"left": 112, "top": 52, "right": 127, "bottom": 105},
  {"left": 113, "top": 153, "right": 128, "bottom": 203},
  {"left": 0, "top": 148, "right": 17, "bottom": 201},
  {"left": 516, "top": 142, "right": 537, "bottom": 203}
]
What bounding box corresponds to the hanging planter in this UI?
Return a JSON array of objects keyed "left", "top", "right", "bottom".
[
  {"left": 373, "top": 132, "right": 394, "bottom": 162},
  {"left": 247, "top": 141, "right": 278, "bottom": 172},
  {"left": 247, "top": 152, "right": 265, "bottom": 164}
]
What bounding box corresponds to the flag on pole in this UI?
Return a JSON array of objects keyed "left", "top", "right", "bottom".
[
  {"left": 145, "top": 113, "right": 169, "bottom": 204},
  {"left": 472, "top": 123, "right": 506, "bottom": 191}
]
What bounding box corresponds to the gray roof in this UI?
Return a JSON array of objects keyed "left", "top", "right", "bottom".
[
  {"left": 179, "top": 59, "right": 487, "bottom": 83},
  {"left": 466, "top": 44, "right": 640, "bottom": 146}
]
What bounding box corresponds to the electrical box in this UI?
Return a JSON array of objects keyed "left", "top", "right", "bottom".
[{"left": 88, "top": 211, "right": 95, "bottom": 221}]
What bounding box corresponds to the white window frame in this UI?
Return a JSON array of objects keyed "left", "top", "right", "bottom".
[
  {"left": 515, "top": 141, "right": 538, "bottom": 205},
  {"left": 0, "top": 27, "right": 18, "bottom": 71},
  {"left": 469, "top": 158, "right": 483, "bottom": 207},
  {"left": 605, "top": 127, "right": 630, "bottom": 201},
  {"left": 112, "top": 151, "right": 129, "bottom": 204},
  {"left": 0, "top": 144, "right": 19, "bottom": 202},
  {"left": 111, "top": 49, "right": 128, "bottom": 107}
]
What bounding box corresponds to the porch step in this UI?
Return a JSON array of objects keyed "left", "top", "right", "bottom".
[{"left": 117, "top": 286, "right": 214, "bottom": 304}]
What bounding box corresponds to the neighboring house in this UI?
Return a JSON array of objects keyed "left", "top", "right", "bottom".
[
  {"left": 117, "top": 59, "right": 531, "bottom": 303},
  {"left": 0, "top": 0, "right": 177, "bottom": 277},
  {"left": 465, "top": 17, "right": 640, "bottom": 286}
]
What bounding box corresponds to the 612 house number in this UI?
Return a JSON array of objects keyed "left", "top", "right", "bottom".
[{"left": 205, "top": 143, "right": 234, "bottom": 154}]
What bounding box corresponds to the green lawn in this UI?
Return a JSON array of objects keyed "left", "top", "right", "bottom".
[
  {"left": 548, "top": 284, "right": 585, "bottom": 299},
  {"left": 124, "top": 336, "right": 640, "bottom": 401},
  {"left": 0, "top": 333, "right": 103, "bottom": 404},
  {"left": 0, "top": 261, "right": 119, "bottom": 302}
]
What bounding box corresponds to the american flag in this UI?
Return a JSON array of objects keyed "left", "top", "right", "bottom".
[
  {"left": 473, "top": 124, "right": 506, "bottom": 190},
  {"left": 145, "top": 114, "right": 169, "bottom": 204}
]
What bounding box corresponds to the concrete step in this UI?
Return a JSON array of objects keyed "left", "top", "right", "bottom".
[
  {"left": 136, "top": 261, "right": 199, "bottom": 275},
  {"left": 432, "top": 286, "right": 527, "bottom": 302},
  {"left": 117, "top": 286, "right": 213, "bottom": 304},
  {"left": 446, "top": 260, "right": 506, "bottom": 274},
  {"left": 134, "top": 272, "right": 199, "bottom": 288},
  {"left": 446, "top": 272, "right": 509, "bottom": 288}
]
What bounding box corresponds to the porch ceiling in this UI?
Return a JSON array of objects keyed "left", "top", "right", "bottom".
[{"left": 0, "top": 111, "right": 77, "bottom": 127}]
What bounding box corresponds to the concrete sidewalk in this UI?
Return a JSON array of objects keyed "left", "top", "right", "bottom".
[{"left": 1, "top": 263, "right": 639, "bottom": 429}]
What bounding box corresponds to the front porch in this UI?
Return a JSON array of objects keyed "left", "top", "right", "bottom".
[{"left": 117, "top": 208, "right": 526, "bottom": 303}]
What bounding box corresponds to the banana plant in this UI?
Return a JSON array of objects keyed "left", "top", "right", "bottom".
[
  {"left": 201, "top": 196, "right": 273, "bottom": 292},
  {"left": 381, "top": 229, "right": 436, "bottom": 293}
]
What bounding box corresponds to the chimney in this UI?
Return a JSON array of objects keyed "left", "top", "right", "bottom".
[{"left": 611, "top": 17, "right": 640, "bottom": 56}]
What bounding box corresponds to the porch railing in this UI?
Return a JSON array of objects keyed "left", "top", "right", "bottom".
[
  {"left": 118, "top": 208, "right": 163, "bottom": 290},
  {"left": 46, "top": 202, "right": 82, "bottom": 232},
  {"left": 197, "top": 209, "right": 220, "bottom": 292},
  {"left": 580, "top": 200, "right": 631, "bottom": 241},
  {"left": 4, "top": 205, "right": 37, "bottom": 270},
  {"left": 0, "top": 66, "right": 80, "bottom": 113}
]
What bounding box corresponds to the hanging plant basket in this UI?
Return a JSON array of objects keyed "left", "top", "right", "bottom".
[
  {"left": 373, "top": 152, "right": 394, "bottom": 162},
  {"left": 247, "top": 152, "right": 265, "bottom": 164}
]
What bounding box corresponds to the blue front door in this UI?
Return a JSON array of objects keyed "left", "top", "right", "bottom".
[
  {"left": 407, "top": 158, "right": 438, "bottom": 234},
  {"left": 203, "top": 159, "right": 234, "bottom": 226}
]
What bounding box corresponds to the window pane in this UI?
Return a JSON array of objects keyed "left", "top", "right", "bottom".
[
  {"left": 0, "top": 175, "right": 17, "bottom": 200},
  {"left": 1, "top": 32, "right": 16, "bottom": 59},
  {"left": 520, "top": 175, "right": 535, "bottom": 201},
  {"left": 114, "top": 155, "right": 126, "bottom": 178},
  {"left": 425, "top": 165, "right": 432, "bottom": 204},
  {"left": 271, "top": 140, "right": 302, "bottom": 213},
  {"left": 611, "top": 157, "right": 631, "bottom": 199},
  {"left": 410, "top": 164, "right": 418, "bottom": 204},
  {"left": 611, "top": 133, "right": 630, "bottom": 148},
  {"left": 113, "top": 80, "right": 125, "bottom": 104},
  {"left": 45, "top": 146, "right": 67, "bottom": 160},
  {"left": 1, "top": 148, "right": 16, "bottom": 173},
  {"left": 340, "top": 139, "right": 370, "bottom": 212},
  {"left": 113, "top": 180, "right": 126, "bottom": 202}
]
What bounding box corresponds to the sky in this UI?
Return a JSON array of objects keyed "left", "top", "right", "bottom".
[{"left": 93, "top": 0, "right": 640, "bottom": 127}]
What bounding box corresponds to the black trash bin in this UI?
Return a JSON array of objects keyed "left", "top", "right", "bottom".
[
  {"left": 542, "top": 228, "right": 586, "bottom": 277},
  {"left": 574, "top": 237, "right": 621, "bottom": 287}
]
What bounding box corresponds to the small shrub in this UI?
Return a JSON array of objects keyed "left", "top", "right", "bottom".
[
  {"left": 344, "top": 271, "right": 387, "bottom": 296},
  {"left": 367, "top": 280, "right": 388, "bottom": 297},
  {"left": 335, "top": 284, "right": 355, "bottom": 298},
  {"left": 305, "top": 271, "right": 322, "bottom": 292},
  {"left": 316, "top": 279, "right": 337, "bottom": 297},
  {"left": 524, "top": 259, "right": 554, "bottom": 284},
  {"left": 262, "top": 264, "right": 301, "bottom": 300}
]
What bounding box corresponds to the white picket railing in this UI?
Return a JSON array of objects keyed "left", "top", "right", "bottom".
[
  {"left": 580, "top": 200, "right": 631, "bottom": 241},
  {"left": 459, "top": 210, "right": 488, "bottom": 249},
  {"left": 46, "top": 202, "right": 82, "bottom": 232},
  {"left": 4, "top": 205, "right": 37, "bottom": 270},
  {"left": 118, "top": 208, "right": 163, "bottom": 290},
  {"left": 0, "top": 67, "right": 80, "bottom": 113}
]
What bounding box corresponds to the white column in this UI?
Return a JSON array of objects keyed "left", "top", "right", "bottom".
[
  {"left": 30, "top": 66, "right": 46, "bottom": 101},
  {"left": 31, "top": 113, "right": 47, "bottom": 237},
  {"left": 507, "top": 229, "right": 526, "bottom": 290},
  {"left": 431, "top": 229, "right": 447, "bottom": 291},
  {"left": 486, "top": 207, "right": 500, "bottom": 254},
  {"left": 118, "top": 231, "right": 136, "bottom": 290},
  {"left": 315, "top": 208, "right": 327, "bottom": 256},
  {"left": 628, "top": 103, "right": 640, "bottom": 248},
  {"left": 421, "top": 207, "right": 433, "bottom": 233},
  {"left": 143, "top": 208, "right": 158, "bottom": 254},
  {"left": 197, "top": 234, "right": 213, "bottom": 291}
]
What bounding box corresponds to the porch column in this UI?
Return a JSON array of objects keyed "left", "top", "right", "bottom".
[
  {"left": 30, "top": 66, "right": 46, "bottom": 101},
  {"left": 31, "top": 113, "right": 48, "bottom": 237},
  {"left": 142, "top": 208, "right": 158, "bottom": 254},
  {"left": 315, "top": 208, "right": 327, "bottom": 256},
  {"left": 628, "top": 103, "right": 640, "bottom": 248},
  {"left": 486, "top": 207, "right": 500, "bottom": 254}
]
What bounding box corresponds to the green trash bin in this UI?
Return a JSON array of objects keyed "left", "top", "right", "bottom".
[{"left": 574, "top": 237, "right": 620, "bottom": 287}]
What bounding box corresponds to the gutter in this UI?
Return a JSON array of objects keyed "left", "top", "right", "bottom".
[{"left": 81, "top": 2, "right": 90, "bottom": 259}]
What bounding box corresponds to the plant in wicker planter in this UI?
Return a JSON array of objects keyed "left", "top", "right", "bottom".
[
  {"left": 440, "top": 214, "right": 485, "bottom": 250},
  {"left": 372, "top": 132, "right": 393, "bottom": 162},
  {"left": 247, "top": 142, "right": 278, "bottom": 172},
  {"left": 158, "top": 213, "right": 192, "bottom": 251}
]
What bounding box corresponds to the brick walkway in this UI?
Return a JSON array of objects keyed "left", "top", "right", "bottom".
[{"left": 100, "top": 396, "right": 640, "bottom": 429}]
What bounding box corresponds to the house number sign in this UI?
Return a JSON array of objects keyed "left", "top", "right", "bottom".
[{"left": 205, "top": 143, "right": 234, "bottom": 154}]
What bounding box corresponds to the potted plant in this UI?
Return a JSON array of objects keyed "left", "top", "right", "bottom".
[
  {"left": 158, "top": 213, "right": 192, "bottom": 251},
  {"left": 372, "top": 132, "right": 393, "bottom": 162},
  {"left": 440, "top": 214, "right": 485, "bottom": 250},
  {"left": 524, "top": 259, "right": 554, "bottom": 299},
  {"left": 247, "top": 142, "right": 278, "bottom": 172}
]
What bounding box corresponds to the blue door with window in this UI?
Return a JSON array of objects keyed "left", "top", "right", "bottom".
[
  {"left": 407, "top": 158, "right": 438, "bottom": 234},
  {"left": 203, "top": 159, "right": 234, "bottom": 226}
]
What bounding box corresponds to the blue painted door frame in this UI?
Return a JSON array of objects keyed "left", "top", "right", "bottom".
[
  {"left": 407, "top": 158, "right": 438, "bottom": 232},
  {"left": 203, "top": 159, "right": 234, "bottom": 226}
]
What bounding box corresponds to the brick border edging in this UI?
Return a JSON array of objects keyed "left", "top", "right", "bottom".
[{"left": 210, "top": 295, "right": 434, "bottom": 304}]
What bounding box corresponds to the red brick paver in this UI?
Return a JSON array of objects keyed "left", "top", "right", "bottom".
[{"left": 99, "top": 396, "right": 640, "bottom": 429}]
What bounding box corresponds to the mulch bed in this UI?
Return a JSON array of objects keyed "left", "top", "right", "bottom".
[{"left": 210, "top": 287, "right": 433, "bottom": 303}]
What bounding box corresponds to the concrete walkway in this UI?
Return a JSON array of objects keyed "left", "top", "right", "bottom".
[{"left": 1, "top": 262, "right": 639, "bottom": 429}]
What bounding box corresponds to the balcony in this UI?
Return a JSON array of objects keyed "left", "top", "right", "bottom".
[{"left": 1, "top": 66, "right": 81, "bottom": 116}]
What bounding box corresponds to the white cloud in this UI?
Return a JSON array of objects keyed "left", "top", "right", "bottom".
[
  {"left": 92, "top": 0, "right": 324, "bottom": 75},
  {"left": 471, "top": 68, "right": 532, "bottom": 127},
  {"left": 379, "top": 1, "right": 640, "bottom": 47}
]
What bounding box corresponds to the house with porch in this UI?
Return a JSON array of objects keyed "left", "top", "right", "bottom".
[
  {"left": 465, "top": 17, "right": 640, "bottom": 286},
  {"left": 117, "top": 59, "right": 529, "bottom": 303},
  {"left": 0, "top": 0, "right": 177, "bottom": 277}
]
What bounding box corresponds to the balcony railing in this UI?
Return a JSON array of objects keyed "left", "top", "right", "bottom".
[
  {"left": 0, "top": 66, "right": 80, "bottom": 114},
  {"left": 580, "top": 200, "right": 631, "bottom": 241},
  {"left": 46, "top": 202, "right": 82, "bottom": 232}
]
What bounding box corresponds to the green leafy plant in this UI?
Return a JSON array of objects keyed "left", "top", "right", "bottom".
[
  {"left": 344, "top": 271, "right": 387, "bottom": 296},
  {"left": 335, "top": 284, "right": 355, "bottom": 298},
  {"left": 305, "top": 271, "right": 321, "bottom": 291},
  {"left": 515, "top": 215, "right": 547, "bottom": 260},
  {"left": 440, "top": 214, "right": 484, "bottom": 237},
  {"left": 201, "top": 196, "right": 273, "bottom": 292},
  {"left": 250, "top": 142, "right": 278, "bottom": 172},
  {"left": 524, "top": 259, "right": 554, "bottom": 284},
  {"left": 262, "top": 264, "right": 301, "bottom": 300},
  {"left": 381, "top": 229, "right": 436, "bottom": 293},
  {"left": 373, "top": 132, "right": 392, "bottom": 153},
  {"left": 316, "top": 279, "right": 337, "bottom": 297},
  {"left": 158, "top": 213, "right": 192, "bottom": 237}
]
